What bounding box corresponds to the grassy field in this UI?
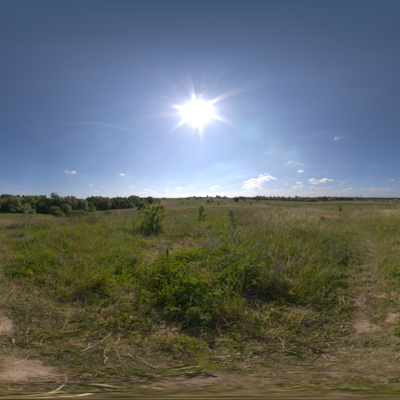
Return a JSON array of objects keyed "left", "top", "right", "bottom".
[{"left": 1, "top": 199, "right": 400, "bottom": 396}]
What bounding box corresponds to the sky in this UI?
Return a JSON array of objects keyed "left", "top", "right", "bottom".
[{"left": 1, "top": 0, "right": 399, "bottom": 199}]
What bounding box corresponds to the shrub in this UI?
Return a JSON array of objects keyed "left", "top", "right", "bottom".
[
  {"left": 196, "top": 203, "right": 207, "bottom": 221},
  {"left": 49, "top": 206, "right": 61, "bottom": 215},
  {"left": 54, "top": 210, "right": 66, "bottom": 217},
  {"left": 138, "top": 200, "right": 166, "bottom": 235},
  {"left": 67, "top": 210, "right": 87, "bottom": 218},
  {"left": 227, "top": 207, "right": 236, "bottom": 228},
  {"left": 338, "top": 205, "right": 343, "bottom": 212}
]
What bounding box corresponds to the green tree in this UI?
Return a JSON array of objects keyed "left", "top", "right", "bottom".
[
  {"left": 233, "top": 197, "right": 239, "bottom": 203},
  {"left": 197, "top": 203, "right": 207, "bottom": 221},
  {"left": 139, "top": 200, "right": 166, "bottom": 235},
  {"left": 227, "top": 207, "right": 236, "bottom": 229}
]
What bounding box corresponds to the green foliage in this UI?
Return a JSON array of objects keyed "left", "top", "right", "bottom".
[
  {"left": 67, "top": 210, "right": 87, "bottom": 218},
  {"left": 138, "top": 200, "right": 166, "bottom": 235},
  {"left": 20, "top": 203, "right": 36, "bottom": 224},
  {"left": 233, "top": 197, "right": 239, "bottom": 202},
  {"left": 227, "top": 207, "right": 236, "bottom": 228},
  {"left": 338, "top": 205, "right": 343, "bottom": 212},
  {"left": 54, "top": 210, "right": 66, "bottom": 217},
  {"left": 196, "top": 203, "right": 207, "bottom": 221},
  {"left": 88, "top": 201, "right": 97, "bottom": 212}
]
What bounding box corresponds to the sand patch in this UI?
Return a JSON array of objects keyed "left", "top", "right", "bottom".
[
  {"left": 0, "top": 356, "right": 60, "bottom": 382},
  {"left": 386, "top": 312, "right": 400, "bottom": 323},
  {"left": 0, "top": 314, "right": 14, "bottom": 335},
  {"left": 353, "top": 319, "right": 381, "bottom": 335}
]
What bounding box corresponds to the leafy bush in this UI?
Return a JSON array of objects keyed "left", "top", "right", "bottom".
[
  {"left": 67, "top": 210, "right": 87, "bottom": 218},
  {"left": 227, "top": 207, "right": 236, "bottom": 228},
  {"left": 54, "top": 210, "right": 66, "bottom": 217},
  {"left": 338, "top": 205, "right": 343, "bottom": 212},
  {"left": 196, "top": 203, "right": 207, "bottom": 221},
  {"left": 138, "top": 200, "right": 166, "bottom": 235}
]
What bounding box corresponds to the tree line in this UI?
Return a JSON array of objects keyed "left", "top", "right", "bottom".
[{"left": 0, "top": 193, "right": 155, "bottom": 215}]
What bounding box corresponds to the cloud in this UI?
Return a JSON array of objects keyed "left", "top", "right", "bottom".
[
  {"left": 95, "top": 191, "right": 98, "bottom": 193},
  {"left": 340, "top": 188, "right": 354, "bottom": 191},
  {"left": 308, "top": 178, "right": 333, "bottom": 185},
  {"left": 297, "top": 170, "right": 304, "bottom": 173},
  {"left": 175, "top": 187, "right": 184, "bottom": 191},
  {"left": 143, "top": 189, "right": 152, "bottom": 192},
  {"left": 63, "top": 170, "right": 77, "bottom": 175},
  {"left": 70, "top": 180, "right": 73, "bottom": 182},
  {"left": 165, "top": 189, "right": 170, "bottom": 192},
  {"left": 285, "top": 183, "right": 288, "bottom": 185},
  {"left": 89, "top": 184, "right": 94, "bottom": 186},
  {"left": 314, "top": 186, "right": 333, "bottom": 190},
  {"left": 366, "top": 187, "right": 393, "bottom": 193},
  {"left": 292, "top": 184, "right": 304, "bottom": 189},
  {"left": 119, "top": 173, "right": 125, "bottom": 177},
  {"left": 389, "top": 179, "right": 396, "bottom": 182},
  {"left": 209, "top": 185, "right": 220, "bottom": 190},
  {"left": 334, "top": 136, "right": 340, "bottom": 141},
  {"left": 242, "top": 173, "right": 277, "bottom": 190}
]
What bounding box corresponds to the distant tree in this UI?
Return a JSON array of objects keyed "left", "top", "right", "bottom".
[{"left": 233, "top": 197, "right": 239, "bottom": 203}]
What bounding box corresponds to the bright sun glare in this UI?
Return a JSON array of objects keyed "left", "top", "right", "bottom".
[{"left": 178, "top": 96, "right": 215, "bottom": 131}]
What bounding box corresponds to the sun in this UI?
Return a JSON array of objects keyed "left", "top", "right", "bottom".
[{"left": 178, "top": 96, "right": 215, "bottom": 131}]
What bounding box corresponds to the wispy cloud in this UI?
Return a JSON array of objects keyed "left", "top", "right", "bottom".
[
  {"left": 175, "top": 187, "right": 184, "bottom": 192},
  {"left": 389, "top": 179, "right": 396, "bottom": 182},
  {"left": 70, "top": 180, "right": 73, "bottom": 182},
  {"left": 292, "top": 184, "right": 304, "bottom": 189},
  {"left": 297, "top": 170, "right": 304, "bottom": 173},
  {"left": 308, "top": 178, "right": 333, "bottom": 185},
  {"left": 165, "top": 189, "right": 170, "bottom": 192},
  {"left": 89, "top": 184, "right": 94, "bottom": 186},
  {"left": 334, "top": 136, "right": 340, "bottom": 141},
  {"left": 366, "top": 187, "right": 393, "bottom": 193},
  {"left": 119, "top": 173, "right": 125, "bottom": 177},
  {"left": 242, "top": 173, "right": 277, "bottom": 190},
  {"left": 209, "top": 185, "right": 220, "bottom": 190},
  {"left": 63, "top": 170, "right": 77, "bottom": 175}
]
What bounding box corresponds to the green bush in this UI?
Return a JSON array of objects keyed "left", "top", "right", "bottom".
[
  {"left": 138, "top": 200, "right": 166, "bottom": 235},
  {"left": 67, "top": 210, "right": 87, "bottom": 218},
  {"left": 54, "top": 210, "right": 66, "bottom": 217},
  {"left": 196, "top": 203, "right": 207, "bottom": 221}
]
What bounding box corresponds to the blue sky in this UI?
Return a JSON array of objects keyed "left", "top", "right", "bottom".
[{"left": 1, "top": 0, "right": 399, "bottom": 198}]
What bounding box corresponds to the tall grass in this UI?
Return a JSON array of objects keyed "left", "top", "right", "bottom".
[{"left": 5, "top": 207, "right": 355, "bottom": 329}]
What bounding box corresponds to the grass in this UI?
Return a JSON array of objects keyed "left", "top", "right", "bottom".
[{"left": 0, "top": 199, "right": 399, "bottom": 393}]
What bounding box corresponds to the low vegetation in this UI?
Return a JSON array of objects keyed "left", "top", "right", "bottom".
[{"left": 0, "top": 198, "right": 399, "bottom": 392}]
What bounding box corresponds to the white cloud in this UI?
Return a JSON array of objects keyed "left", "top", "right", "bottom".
[
  {"left": 340, "top": 188, "right": 354, "bottom": 191},
  {"left": 288, "top": 161, "right": 294, "bottom": 164},
  {"left": 165, "top": 189, "right": 170, "bottom": 192},
  {"left": 308, "top": 178, "right": 334, "bottom": 185},
  {"left": 209, "top": 185, "right": 220, "bottom": 190},
  {"left": 63, "top": 170, "right": 77, "bottom": 175},
  {"left": 334, "top": 136, "right": 340, "bottom": 141},
  {"left": 366, "top": 187, "right": 393, "bottom": 193},
  {"left": 119, "top": 173, "right": 125, "bottom": 177},
  {"left": 95, "top": 191, "right": 98, "bottom": 193},
  {"left": 297, "top": 170, "right": 304, "bottom": 173},
  {"left": 242, "top": 173, "right": 277, "bottom": 190},
  {"left": 89, "top": 184, "right": 94, "bottom": 186},
  {"left": 70, "top": 180, "right": 73, "bottom": 182},
  {"left": 175, "top": 187, "right": 184, "bottom": 191},
  {"left": 292, "top": 184, "right": 304, "bottom": 189},
  {"left": 314, "top": 186, "right": 333, "bottom": 190},
  {"left": 285, "top": 183, "right": 288, "bottom": 185},
  {"left": 389, "top": 179, "right": 396, "bottom": 182}
]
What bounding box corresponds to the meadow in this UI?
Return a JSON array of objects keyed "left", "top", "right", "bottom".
[{"left": 1, "top": 198, "right": 400, "bottom": 394}]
